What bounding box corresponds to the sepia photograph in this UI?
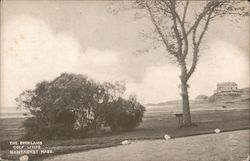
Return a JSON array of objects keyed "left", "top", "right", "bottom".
[{"left": 0, "top": 0, "right": 249, "bottom": 161}]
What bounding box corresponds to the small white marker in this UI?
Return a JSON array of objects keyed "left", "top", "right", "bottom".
[
  {"left": 121, "top": 140, "right": 130, "bottom": 145},
  {"left": 19, "top": 155, "right": 29, "bottom": 161},
  {"left": 214, "top": 128, "right": 221, "bottom": 134},
  {"left": 164, "top": 134, "right": 171, "bottom": 140}
]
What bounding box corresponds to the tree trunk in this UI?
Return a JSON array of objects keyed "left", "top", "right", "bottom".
[{"left": 180, "top": 79, "right": 192, "bottom": 126}]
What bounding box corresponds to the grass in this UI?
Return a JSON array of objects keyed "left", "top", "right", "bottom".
[
  {"left": 0, "top": 118, "right": 26, "bottom": 141},
  {"left": 42, "top": 130, "right": 250, "bottom": 161},
  {"left": 1, "top": 108, "right": 249, "bottom": 161}
]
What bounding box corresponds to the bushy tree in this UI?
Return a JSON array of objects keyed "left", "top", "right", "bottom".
[
  {"left": 16, "top": 73, "right": 145, "bottom": 139},
  {"left": 102, "top": 95, "right": 145, "bottom": 132},
  {"left": 16, "top": 73, "right": 104, "bottom": 139}
]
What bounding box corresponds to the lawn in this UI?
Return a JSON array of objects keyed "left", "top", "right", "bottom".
[
  {"left": 0, "top": 118, "right": 26, "bottom": 141},
  {"left": 1, "top": 108, "right": 249, "bottom": 161},
  {"left": 43, "top": 130, "right": 250, "bottom": 161}
]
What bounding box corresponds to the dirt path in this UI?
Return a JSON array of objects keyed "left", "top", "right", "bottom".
[{"left": 44, "top": 130, "right": 249, "bottom": 161}]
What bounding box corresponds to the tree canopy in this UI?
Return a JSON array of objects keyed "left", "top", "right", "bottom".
[{"left": 16, "top": 73, "right": 145, "bottom": 139}]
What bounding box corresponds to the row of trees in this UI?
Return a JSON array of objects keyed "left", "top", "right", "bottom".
[{"left": 16, "top": 73, "right": 145, "bottom": 140}]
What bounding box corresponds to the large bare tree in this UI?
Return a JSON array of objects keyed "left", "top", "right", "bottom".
[{"left": 134, "top": 0, "right": 247, "bottom": 126}]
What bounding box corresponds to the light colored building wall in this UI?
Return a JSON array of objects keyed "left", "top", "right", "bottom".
[{"left": 214, "top": 82, "right": 240, "bottom": 96}]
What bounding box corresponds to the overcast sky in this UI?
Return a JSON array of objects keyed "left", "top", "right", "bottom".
[{"left": 1, "top": 1, "right": 249, "bottom": 112}]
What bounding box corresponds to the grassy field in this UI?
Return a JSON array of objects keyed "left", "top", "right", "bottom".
[
  {"left": 1, "top": 106, "right": 249, "bottom": 160},
  {"left": 0, "top": 118, "right": 26, "bottom": 141},
  {"left": 43, "top": 130, "right": 250, "bottom": 161}
]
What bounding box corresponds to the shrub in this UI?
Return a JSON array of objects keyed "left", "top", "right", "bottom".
[
  {"left": 22, "top": 117, "right": 45, "bottom": 140},
  {"left": 16, "top": 73, "right": 102, "bottom": 140},
  {"left": 22, "top": 111, "right": 76, "bottom": 140},
  {"left": 16, "top": 73, "right": 145, "bottom": 139},
  {"left": 103, "top": 96, "right": 145, "bottom": 132}
]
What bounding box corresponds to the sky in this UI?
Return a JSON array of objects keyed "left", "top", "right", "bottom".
[{"left": 1, "top": 1, "right": 249, "bottom": 112}]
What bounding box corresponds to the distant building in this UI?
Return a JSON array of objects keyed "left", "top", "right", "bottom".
[{"left": 214, "top": 82, "right": 240, "bottom": 96}]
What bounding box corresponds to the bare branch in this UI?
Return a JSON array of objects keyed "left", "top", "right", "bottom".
[
  {"left": 168, "top": 1, "right": 189, "bottom": 59},
  {"left": 133, "top": 0, "right": 248, "bottom": 81},
  {"left": 187, "top": 29, "right": 199, "bottom": 80},
  {"left": 182, "top": 0, "right": 189, "bottom": 23},
  {"left": 197, "top": 11, "right": 213, "bottom": 46},
  {"left": 185, "top": 1, "right": 220, "bottom": 39},
  {"left": 174, "top": 8, "right": 189, "bottom": 59},
  {"left": 187, "top": 9, "right": 214, "bottom": 80},
  {"left": 169, "top": 0, "right": 183, "bottom": 57},
  {"left": 145, "top": 2, "right": 177, "bottom": 56}
]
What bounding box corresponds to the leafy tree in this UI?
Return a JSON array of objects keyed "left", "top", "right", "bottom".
[
  {"left": 130, "top": 0, "right": 248, "bottom": 126},
  {"left": 95, "top": 81, "right": 145, "bottom": 133},
  {"left": 102, "top": 95, "right": 145, "bottom": 132},
  {"left": 16, "top": 73, "right": 145, "bottom": 139},
  {"left": 16, "top": 73, "right": 104, "bottom": 139}
]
